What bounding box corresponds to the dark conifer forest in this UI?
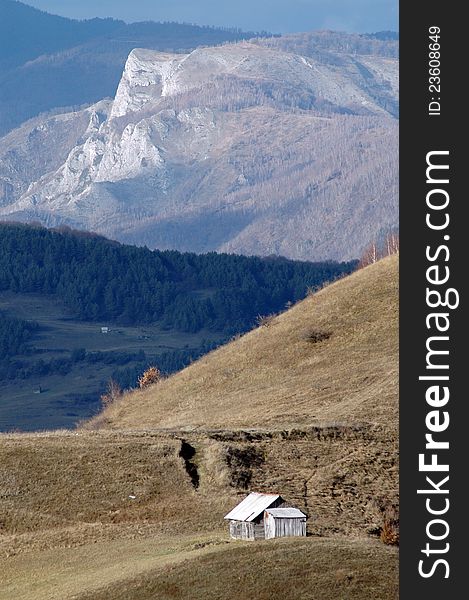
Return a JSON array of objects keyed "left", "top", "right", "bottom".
[
  {"left": 0, "top": 222, "right": 356, "bottom": 426},
  {"left": 0, "top": 223, "right": 355, "bottom": 334}
]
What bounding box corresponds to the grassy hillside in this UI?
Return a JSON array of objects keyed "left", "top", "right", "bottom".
[
  {"left": 75, "top": 538, "right": 398, "bottom": 600},
  {"left": 87, "top": 255, "right": 399, "bottom": 540},
  {"left": 0, "top": 429, "right": 398, "bottom": 600},
  {"left": 0, "top": 431, "right": 222, "bottom": 539},
  {"left": 0, "top": 258, "right": 398, "bottom": 599},
  {"left": 1, "top": 526, "right": 397, "bottom": 600},
  {"left": 1, "top": 538, "right": 397, "bottom": 600},
  {"left": 97, "top": 255, "right": 398, "bottom": 431}
]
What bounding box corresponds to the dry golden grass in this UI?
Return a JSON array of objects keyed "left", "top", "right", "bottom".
[
  {"left": 0, "top": 427, "right": 397, "bottom": 549},
  {"left": 235, "top": 428, "right": 398, "bottom": 537},
  {"left": 0, "top": 532, "right": 397, "bottom": 600},
  {"left": 74, "top": 537, "right": 398, "bottom": 600},
  {"left": 2, "top": 428, "right": 400, "bottom": 599},
  {"left": 0, "top": 531, "right": 230, "bottom": 600},
  {"left": 94, "top": 255, "right": 398, "bottom": 432},
  {"left": 0, "top": 258, "right": 399, "bottom": 599},
  {"left": 0, "top": 431, "right": 239, "bottom": 556}
]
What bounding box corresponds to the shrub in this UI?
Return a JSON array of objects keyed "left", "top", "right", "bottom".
[
  {"left": 380, "top": 506, "right": 399, "bottom": 546},
  {"left": 138, "top": 366, "right": 162, "bottom": 389},
  {"left": 302, "top": 330, "right": 331, "bottom": 344},
  {"left": 256, "top": 314, "right": 276, "bottom": 327}
]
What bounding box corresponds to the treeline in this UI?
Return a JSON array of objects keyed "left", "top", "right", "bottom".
[
  {"left": 110, "top": 340, "right": 222, "bottom": 391},
  {"left": 1, "top": 347, "right": 147, "bottom": 381},
  {"left": 0, "top": 224, "right": 356, "bottom": 334},
  {"left": 0, "top": 312, "right": 38, "bottom": 361},
  {"left": 256, "top": 30, "right": 399, "bottom": 59},
  {"left": 1, "top": 340, "right": 220, "bottom": 385},
  {"left": 162, "top": 75, "right": 321, "bottom": 115}
]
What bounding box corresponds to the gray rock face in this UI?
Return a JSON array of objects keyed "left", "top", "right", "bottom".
[{"left": 0, "top": 35, "right": 398, "bottom": 261}]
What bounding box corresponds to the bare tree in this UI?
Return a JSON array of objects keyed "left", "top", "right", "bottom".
[
  {"left": 359, "top": 232, "right": 399, "bottom": 268},
  {"left": 385, "top": 232, "right": 399, "bottom": 256},
  {"left": 100, "top": 379, "right": 122, "bottom": 408},
  {"left": 359, "top": 241, "right": 380, "bottom": 268}
]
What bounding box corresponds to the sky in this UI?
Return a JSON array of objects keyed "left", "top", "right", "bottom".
[{"left": 22, "top": 1, "right": 398, "bottom": 34}]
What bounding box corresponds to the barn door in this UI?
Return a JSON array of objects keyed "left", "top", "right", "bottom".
[{"left": 264, "top": 512, "right": 275, "bottom": 539}]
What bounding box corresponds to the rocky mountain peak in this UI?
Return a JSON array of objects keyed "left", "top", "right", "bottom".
[{"left": 0, "top": 33, "right": 398, "bottom": 261}]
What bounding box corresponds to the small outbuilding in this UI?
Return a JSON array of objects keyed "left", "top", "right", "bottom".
[
  {"left": 224, "top": 492, "right": 307, "bottom": 541},
  {"left": 264, "top": 507, "right": 307, "bottom": 539}
]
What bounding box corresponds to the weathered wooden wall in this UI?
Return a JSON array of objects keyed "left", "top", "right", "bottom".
[
  {"left": 264, "top": 514, "right": 306, "bottom": 539},
  {"left": 229, "top": 520, "right": 265, "bottom": 540},
  {"left": 230, "top": 516, "right": 306, "bottom": 540}
]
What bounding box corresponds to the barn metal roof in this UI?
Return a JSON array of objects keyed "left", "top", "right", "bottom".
[
  {"left": 224, "top": 492, "right": 280, "bottom": 522},
  {"left": 265, "top": 508, "right": 306, "bottom": 518}
]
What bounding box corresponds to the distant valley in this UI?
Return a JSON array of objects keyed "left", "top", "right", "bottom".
[{"left": 0, "top": 223, "right": 354, "bottom": 430}]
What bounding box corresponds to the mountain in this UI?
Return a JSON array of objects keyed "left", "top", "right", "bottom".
[
  {"left": 0, "top": 33, "right": 398, "bottom": 261},
  {"left": 0, "top": 0, "right": 123, "bottom": 71},
  {"left": 0, "top": 0, "right": 265, "bottom": 135}
]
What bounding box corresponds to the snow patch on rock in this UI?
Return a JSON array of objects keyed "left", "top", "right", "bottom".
[{"left": 110, "top": 49, "right": 182, "bottom": 119}]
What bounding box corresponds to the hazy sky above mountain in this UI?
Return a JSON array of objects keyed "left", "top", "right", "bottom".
[{"left": 23, "top": 1, "right": 398, "bottom": 34}]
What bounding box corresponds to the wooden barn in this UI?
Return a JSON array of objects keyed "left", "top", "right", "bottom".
[{"left": 224, "top": 492, "right": 307, "bottom": 541}]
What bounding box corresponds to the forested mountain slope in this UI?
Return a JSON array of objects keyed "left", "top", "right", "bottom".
[{"left": 0, "top": 223, "right": 354, "bottom": 430}]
